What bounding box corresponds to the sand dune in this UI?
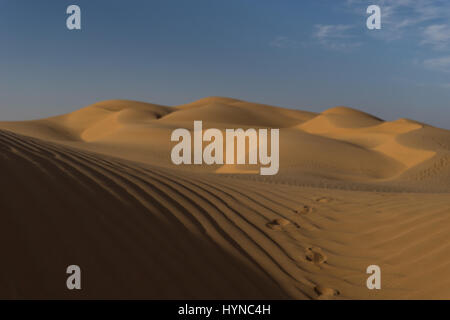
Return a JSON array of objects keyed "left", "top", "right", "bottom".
[{"left": 1, "top": 97, "right": 450, "bottom": 299}]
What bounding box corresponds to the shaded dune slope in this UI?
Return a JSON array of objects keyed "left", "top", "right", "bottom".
[{"left": 0, "top": 129, "right": 288, "bottom": 299}]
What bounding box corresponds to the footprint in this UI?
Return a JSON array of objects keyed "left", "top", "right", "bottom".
[
  {"left": 316, "top": 197, "right": 332, "bottom": 203},
  {"left": 293, "top": 205, "right": 314, "bottom": 214},
  {"left": 305, "top": 247, "right": 327, "bottom": 265},
  {"left": 266, "top": 218, "right": 290, "bottom": 231},
  {"left": 314, "top": 285, "right": 340, "bottom": 299}
]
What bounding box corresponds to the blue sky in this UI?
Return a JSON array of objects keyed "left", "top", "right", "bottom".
[{"left": 0, "top": 0, "right": 449, "bottom": 128}]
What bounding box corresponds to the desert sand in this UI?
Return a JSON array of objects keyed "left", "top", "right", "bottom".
[{"left": 0, "top": 97, "right": 449, "bottom": 299}]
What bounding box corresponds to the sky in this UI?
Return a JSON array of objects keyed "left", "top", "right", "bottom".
[{"left": 0, "top": 0, "right": 449, "bottom": 129}]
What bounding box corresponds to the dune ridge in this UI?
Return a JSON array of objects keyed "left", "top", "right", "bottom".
[
  {"left": 0, "top": 97, "right": 450, "bottom": 299},
  {"left": 2, "top": 97, "right": 449, "bottom": 190}
]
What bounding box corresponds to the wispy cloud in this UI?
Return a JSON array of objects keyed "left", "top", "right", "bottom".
[
  {"left": 423, "top": 56, "right": 450, "bottom": 72},
  {"left": 421, "top": 24, "right": 450, "bottom": 50},
  {"left": 313, "top": 24, "right": 361, "bottom": 51},
  {"left": 347, "top": 0, "right": 450, "bottom": 75},
  {"left": 269, "top": 36, "right": 298, "bottom": 48},
  {"left": 314, "top": 24, "right": 352, "bottom": 39},
  {"left": 347, "top": 0, "right": 450, "bottom": 44}
]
